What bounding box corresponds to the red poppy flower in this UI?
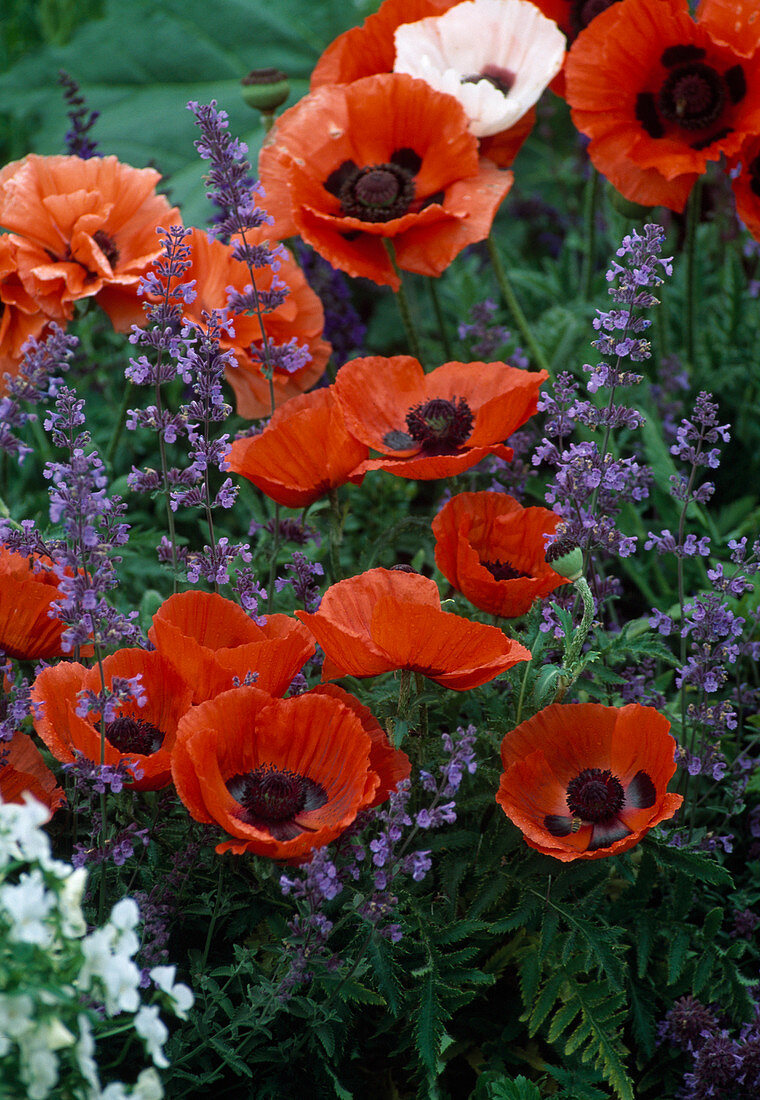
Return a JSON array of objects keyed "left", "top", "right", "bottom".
[
  {"left": 0, "top": 730, "right": 65, "bottom": 815},
  {"left": 295, "top": 567, "right": 530, "bottom": 690},
  {"left": 148, "top": 591, "right": 315, "bottom": 704},
  {"left": 496, "top": 702, "right": 683, "bottom": 861},
  {"left": 333, "top": 355, "right": 547, "bottom": 479},
  {"left": 171, "top": 685, "right": 410, "bottom": 858},
  {"left": 179, "top": 228, "right": 331, "bottom": 419},
  {"left": 0, "top": 547, "right": 72, "bottom": 662},
  {"left": 258, "top": 73, "right": 513, "bottom": 288},
  {"left": 226, "top": 386, "right": 368, "bottom": 507},
  {"left": 0, "top": 236, "right": 50, "bottom": 387},
  {"left": 311, "top": 0, "right": 539, "bottom": 168},
  {"left": 565, "top": 0, "right": 760, "bottom": 211},
  {"left": 432, "top": 491, "right": 565, "bottom": 616},
  {"left": 0, "top": 154, "right": 180, "bottom": 330},
  {"left": 30, "top": 649, "right": 194, "bottom": 790}
]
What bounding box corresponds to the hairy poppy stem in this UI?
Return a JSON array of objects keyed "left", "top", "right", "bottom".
[
  {"left": 327, "top": 488, "right": 344, "bottom": 582},
  {"left": 428, "top": 277, "right": 453, "bottom": 360},
  {"left": 580, "top": 169, "right": 601, "bottom": 300},
  {"left": 684, "top": 179, "right": 702, "bottom": 367},
  {"left": 267, "top": 501, "right": 281, "bottom": 609},
  {"left": 485, "top": 235, "right": 550, "bottom": 375},
  {"left": 383, "top": 240, "right": 423, "bottom": 363}
]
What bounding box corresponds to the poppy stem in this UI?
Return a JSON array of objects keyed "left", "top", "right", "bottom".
[
  {"left": 684, "top": 180, "right": 702, "bottom": 367},
  {"left": 580, "top": 169, "right": 601, "bottom": 300},
  {"left": 267, "top": 501, "right": 281, "bottom": 609},
  {"left": 485, "top": 235, "right": 551, "bottom": 376},
  {"left": 201, "top": 859, "right": 225, "bottom": 972},
  {"left": 397, "top": 668, "right": 412, "bottom": 722},
  {"left": 104, "top": 380, "right": 134, "bottom": 470},
  {"left": 327, "top": 488, "right": 344, "bottom": 582},
  {"left": 554, "top": 576, "right": 595, "bottom": 702},
  {"left": 428, "top": 277, "right": 453, "bottom": 360},
  {"left": 383, "top": 240, "right": 423, "bottom": 363}
]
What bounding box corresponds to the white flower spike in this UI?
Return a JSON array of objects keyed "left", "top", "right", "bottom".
[{"left": 393, "top": 0, "right": 566, "bottom": 138}]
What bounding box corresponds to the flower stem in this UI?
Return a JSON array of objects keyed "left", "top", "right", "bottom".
[
  {"left": 486, "top": 235, "right": 550, "bottom": 375},
  {"left": 580, "top": 168, "right": 601, "bottom": 300},
  {"left": 428, "top": 277, "right": 452, "bottom": 360},
  {"left": 104, "top": 379, "right": 134, "bottom": 470},
  {"left": 383, "top": 239, "right": 423, "bottom": 363},
  {"left": 684, "top": 180, "right": 702, "bottom": 367}
]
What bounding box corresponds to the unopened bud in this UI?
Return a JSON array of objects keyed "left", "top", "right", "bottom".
[
  {"left": 545, "top": 536, "right": 583, "bottom": 582},
  {"left": 241, "top": 68, "right": 290, "bottom": 113}
]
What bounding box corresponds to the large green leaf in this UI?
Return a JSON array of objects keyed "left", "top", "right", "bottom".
[{"left": 0, "top": 0, "right": 363, "bottom": 225}]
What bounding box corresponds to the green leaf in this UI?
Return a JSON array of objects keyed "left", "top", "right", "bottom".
[{"left": 0, "top": 0, "right": 359, "bottom": 224}]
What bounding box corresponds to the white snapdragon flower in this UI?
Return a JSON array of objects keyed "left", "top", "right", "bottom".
[
  {"left": 133, "top": 1006, "right": 169, "bottom": 1069},
  {"left": 0, "top": 797, "right": 52, "bottom": 869},
  {"left": 394, "top": 0, "right": 566, "bottom": 137},
  {"left": 0, "top": 869, "right": 56, "bottom": 946},
  {"left": 58, "top": 866, "right": 88, "bottom": 937},
  {"left": 149, "top": 966, "right": 195, "bottom": 1020}
]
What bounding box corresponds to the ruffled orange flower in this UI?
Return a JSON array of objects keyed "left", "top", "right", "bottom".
[
  {"left": 179, "top": 228, "right": 331, "bottom": 419},
  {"left": 496, "top": 702, "right": 683, "bottom": 861},
  {"left": 148, "top": 591, "right": 315, "bottom": 705},
  {"left": 0, "top": 154, "right": 180, "bottom": 330},
  {"left": 0, "top": 547, "right": 72, "bottom": 661},
  {"left": 30, "top": 649, "right": 194, "bottom": 791},
  {"left": 432, "top": 491, "right": 564, "bottom": 616},
  {"left": 227, "top": 386, "right": 368, "bottom": 507},
  {"left": 731, "top": 134, "right": 760, "bottom": 239},
  {"left": 171, "top": 685, "right": 410, "bottom": 858},
  {"left": 311, "top": 0, "right": 537, "bottom": 167},
  {"left": 295, "top": 567, "right": 530, "bottom": 690},
  {"left": 333, "top": 355, "right": 547, "bottom": 479},
  {"left": 0, "top": 731, "right": 65, "bottom": 815},
  {"left": 565, "top": 0, "right": 760, "bottom": 211},
  {"left": 0, "top": 236, "right": 50, "bottom": 386},
  {"left": 258, "top": 73, "right": 513, "bottom": 288}
]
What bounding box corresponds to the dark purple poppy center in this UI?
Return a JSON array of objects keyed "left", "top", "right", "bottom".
[
  {"left": 227, "top": 764, "right": 327, "bottom": 837},
  {"left": 93, "top": 229, "right": 119, "bottom": 268},
  {"left": 569, "top": 0, "right": 619, "bottom": 36},
  {"left": 404, "top": 396, "right": 474, "bottom": 455},
  {"left": 658, "top": 62, "right": 726, "bottom": 131},
  {"left": 481, "top": 559, "right": 530, "bottom": 581},
  {"left": 460, "top": 64, "right": 515, "bottom": 96},
  {"left": 326, "top": 149, "right": 421, "bottom": 224},
  {"left": 636, "top": 49, "right": 745, "bottom": 148},
  {"left": 105, "top": 716, "right": 165, "bottom": 756},
  {"left": 565, "top": 767, "right": 625, "bottom": 823}
]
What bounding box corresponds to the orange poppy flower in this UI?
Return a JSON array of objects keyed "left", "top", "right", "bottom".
[
  {"left": 30, "top": 649, "right": 194, "bottom": 791},
  {"left": 171, "top": 685, "right": 410, "bottom": 858},
  {"left": 0, "top": 730, "right": 65, "bottom": 815},
  {"left": 311, "top": 0, "right": 538, "bottom": 168},
  {"left": 148, "top": 591, "right": 315, "bottom": 705},
  {"left": 0, "top": 154, "right": 180, "bottom": 330},
  {"left": 295, "top": 567, "right": 530, "bottom": 690},
  {"left": 309, "top": 683, "right": 411, "bottom": 808},
  {"left": 529, "top": 1, "right": 621, "bottom": 97},
  {"left": 496, "top": 702, "right": 683, "bottom": 861},
  {"left": 333, "top": 355, "right": 547, "bottom": 479},
  {"left": 731, "top": 134, "right": 760, "bottom": 240},
  {"left": 258, "top": 73, "right": 513, "bottom": 288},
  {"left": 0, "top": 547, "right": 72, "bottom": 662},
  {"left": 0, "top": 236, "right": 50, "bottom": 386},
  {"left": 432, "top": 491, "right": 565, "bottom": 617},
  {"left": 226, "top": 386, "right": 368, "bottom": 507},
  {"left": 179, "top": 228, "right": 331, "bottom": 419},
  {"left": 565, "top": 0, "right": 760, "bottom": 211}
]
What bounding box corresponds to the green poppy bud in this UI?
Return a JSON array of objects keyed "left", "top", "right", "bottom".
[
  {"left": 241, "top": 68, "right": 290, "bottom": 113},
  {"left": 545, "top": 536, "right": 584, "bottom": 582}
]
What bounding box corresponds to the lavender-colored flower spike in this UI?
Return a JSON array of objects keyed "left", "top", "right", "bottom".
[
  {"left": 58, "top": 70, "right": 100, "bottom": 158},
  {"left": 0, "top": 324, "right": 77, "bottom": 464}
]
